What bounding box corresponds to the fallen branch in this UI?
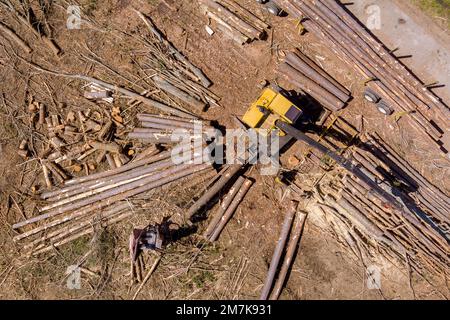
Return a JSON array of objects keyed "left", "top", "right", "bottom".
[
  {"left": 0, "top": 21, "right": 32, "bottom": 53},
  {"left": 132, "top": 255, "right": 162, "bottom": 300}
]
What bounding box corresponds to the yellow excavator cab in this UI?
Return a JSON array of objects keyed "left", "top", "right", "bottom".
[{"left": 242, "top": 88, "right": 303, "bottom": 135}]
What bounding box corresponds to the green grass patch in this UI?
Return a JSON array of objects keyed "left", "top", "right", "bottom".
[
  {"left": 412, "top": 0, "right": 450, "bottom": 29},
  {"left": 191, "top": 271, "right": 216, "bottom": 289}
]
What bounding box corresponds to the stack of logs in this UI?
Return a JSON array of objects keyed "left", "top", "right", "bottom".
[
  {"left": 128, "top": 113, "right": 214, "bottom": 145},
  {"left": 203, "top": 175, "right": 253, "bottom": 241},
  {"left": 278, "top": 49, "right": 351, "bottom": 112},
  {"left": 199, "top": 0, "right": 269, "bottom": 44},
  {"left": 284, "top": 108, "right": 449, "bottom": 275},
  {"left": 302, "top": 134, "right": 449, "bottom": 275},
  {"left": 13, "top": 144, "right": 214, "bottom": 255},
  {"left": 274, "top": 0, "right": 449, "bottom": 151},
  {"left": 186, "top": 165, "right": 244, "bottom": 221},
  {"left": 364, "top": 133, "right": 450, "bottom": 231}
]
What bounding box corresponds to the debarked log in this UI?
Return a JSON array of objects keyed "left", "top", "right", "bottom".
[
  {"left": 208, "top": 178, "right": 252, "bottom": 241},
  {"left": 278, "top": 62, "right": 345, "bottom": 111}
]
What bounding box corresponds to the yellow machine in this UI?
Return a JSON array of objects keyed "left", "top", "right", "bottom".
[
  {"left": 240, "top": 87, "right": 404, "bottom": 211},
  {"left": 242, "top": 87, "right": 303, "bottom": 134}
]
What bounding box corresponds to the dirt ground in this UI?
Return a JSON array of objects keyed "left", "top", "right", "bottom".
[
  {"left": 347, "top": 0, "right": 450, "bottom": 104},
  {"left": 0, "top": 0, "right": 448, "bottom": 300}
]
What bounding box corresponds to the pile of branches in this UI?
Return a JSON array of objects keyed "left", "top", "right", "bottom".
[
  {"left": 274, "top": 0, "right": 449, "bottom": 152},
  {"left": 366, "top": 137, "right": 449, "bottom": 230},
  {"left": 198, "top": 0, "right": 269, "bottom": 44}
]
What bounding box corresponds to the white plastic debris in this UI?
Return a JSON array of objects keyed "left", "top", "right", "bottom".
[
  {"left": 205, "top": 25, "right": 214, "bottom": 36},
  {"left": 83, "top": 82, "right": 114, "bottom": 103}
]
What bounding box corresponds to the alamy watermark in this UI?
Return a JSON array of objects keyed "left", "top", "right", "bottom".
[
  {"left": 366, "top": 265, "right": 381, "bottom": 290},
  {"left": 366, "top": 5, "right": 381, "bottom": 30},
  {"left": 169, "top": 122, "right": 281, "bottom": 176},
  {"left": 66, "top": 265, "right": 81, "bottom": 290},
  {"left": 67, "top": 5, "right": 81, "bottom": 30}
]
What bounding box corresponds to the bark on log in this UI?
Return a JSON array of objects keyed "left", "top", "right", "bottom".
[
  {"left": 285, "top": 51, "right": 350, "bottom": 102},
  {"left": 60, "top": 149, "right": 176, "bottom": 186},
  {"left": 137, "top": 114, "right": 212, "bottom": 128},
  {"left": 200, "top": 0, "right": 264, "bottom": 40},
  {"left": 219, "top": 0, "right": 270, "bottom": 31},
  {"left": 275, "top": 0, "right": 447, "bottom": 143},
  {"left": 208, "top": 178, "right": 252, "bottom": 241},
  {"left": 14, "top": 162, "right": 210, "bottom": 229},
  {"left": 89, "top": 141, "right": 122, "bottom": 154},
  {"left": 41, "top": 156, "right": 189, "bottom": 211},
  {"left": 42, "top": 161, "right": 52, "bottom": 188},
  {"left": 320, "top": 0, "right": 449, "bottom": 123},
  {"left": 106, "top": 153, "right": 116, "bottom": 169},
  {"left": 140, "top": 121, "right": 204, "bottom": 131},
  {"left": 260, "top": 200, "right": 297, "bottom": 300},
  {"left": 134, "top": 9, "right": 212, "bottom": 88},
  {"left": 203, "top": 176, "right": 245, "bottom": 237},
  {"left": 129, "top": 132, "right": 175, "bottom": 144},
  {"left": 269, "top": 210, "right": 307, "bottom": 300},
  {"left": 204, "top": 9, "right": 249, "bottom": 44},
  {"left": 21, "top": 202, "right": 131, "bottom": 247},
  {"left": 14, "top": 202, "right": 130, "bottom": 242}
]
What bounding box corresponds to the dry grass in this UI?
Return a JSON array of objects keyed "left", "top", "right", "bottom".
[{"left": 412, "top": 0, "right": 450, "bottom": 29}]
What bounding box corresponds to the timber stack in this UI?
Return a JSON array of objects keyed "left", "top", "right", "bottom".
[
  {"left": 289, "top": 131, "right": 449, "bottom": 277},
  {"left": 199, "top": 0, "right": 270, "bottom": 44},
  {"left": 13, "top": 144, "right": 214, "bottom": 256},
  {"left": 278, "top": 49, "right": 352, "bottom": 112},
  {"left": 128, "top": 113, "right": 215, "bottom": 145},
  {"left": 273, "top": 0, "right": 450, "bottom": 152}
]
